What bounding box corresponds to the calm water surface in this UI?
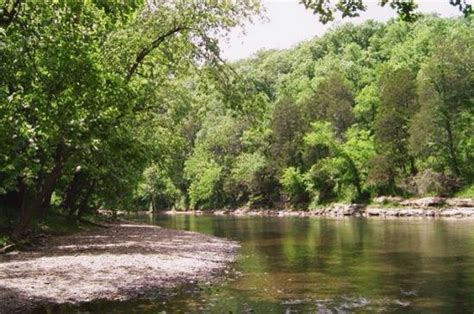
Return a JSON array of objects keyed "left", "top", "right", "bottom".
[{"left": 55, "top": 215, "right": 474, "bottom": 313}]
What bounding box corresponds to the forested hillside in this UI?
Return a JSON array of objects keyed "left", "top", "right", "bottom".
[
  {"left": 138, "top": 15, "right": 473, "bottom": 211},
  {"left": 1, "top": 1, "right": 473, "bottom": 237}
]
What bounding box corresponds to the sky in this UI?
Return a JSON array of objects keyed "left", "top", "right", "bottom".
[{"left": 220, "top": 0, "right": 464, "bottom": 61}]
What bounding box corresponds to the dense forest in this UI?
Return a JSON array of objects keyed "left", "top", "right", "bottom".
[
  {"left": 141, "top": 15, "right": 474, "bottom": 212},
  {"left": 1, "top": 1, "right": 473, "bottom": 237}
]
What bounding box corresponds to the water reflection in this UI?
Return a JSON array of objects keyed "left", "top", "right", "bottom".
[{"left": 59, "top": 215, "right": 474, "bottom": 312}]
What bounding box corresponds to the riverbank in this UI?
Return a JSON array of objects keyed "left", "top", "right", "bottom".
[
  {"left": 0, "top": 222, "right": 238, "bottom": 312},
  {"left": 162, "top": 197, "right": 474, "bottom": 218}
]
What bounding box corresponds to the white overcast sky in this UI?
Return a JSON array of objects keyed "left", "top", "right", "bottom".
[{"left": 220, "top": 0, "right": 464, "bottom": 61}]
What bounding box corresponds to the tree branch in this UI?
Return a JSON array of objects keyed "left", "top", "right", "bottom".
[{"left": 125, "top": 26, "right": 185, "bottom": 82}]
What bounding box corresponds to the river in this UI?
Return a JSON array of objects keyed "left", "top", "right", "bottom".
[{"left": 57, "top": 215, "right": 474, "bottom": 312}]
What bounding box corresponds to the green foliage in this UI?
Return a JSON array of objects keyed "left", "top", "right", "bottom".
[
  {"left": 456, "top": 185, "right": 474, "bottom": 198},
  {"left": 376, "top": 66, "right": 416, "bottom": 150},
  {"left": 231, "top": 152, "right": 266, "bottom": 194},
  {"left": 143, "top": 15, "right": 472, "bottom": 208},
  {"left": 270, "top": 97, "right": 305, "bottom": 172},
  {"left": 303, "top": 73, "right": 355, "bottom": 138},
  {"left": 280, "top": 167, "right": 308, "bottom": 206},
  {"left": 1, "top": 2, "right": 473, "bottom": 231},
  {"left": 303, "top": 122, "right": 374, "bottom": 203},
  {"left": 0, "top": 0, "right": 261, "bottom": 235},
  {"left": 354, "top": 84, "right": 379, "bottom": 128},
  {"left": 410, "top": 35, "right": 474, "bottom": 178},
  {"left": 0, "top": 235, "right": 10, "bottom": 247},
  {"left": 301, "top": 0, "right": 472, "bottom": 24},
  {"left": 138, "top": 165, "right": 181, "bottom": 210},
  {"left": 186, "top": 155, "right": 222, "bottom": 209}
]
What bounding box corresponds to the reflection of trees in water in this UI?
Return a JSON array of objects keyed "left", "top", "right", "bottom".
[{"left": 153, "top": 215, "right": 474, "bottom": 312}]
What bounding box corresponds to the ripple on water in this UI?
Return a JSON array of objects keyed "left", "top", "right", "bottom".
[{"left": 280, "top": 295, "right": 415, "bottom": 312}]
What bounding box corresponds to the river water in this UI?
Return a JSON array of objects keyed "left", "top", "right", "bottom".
[{"left": 58, "top": 215, "right": 474, "bottom": 312}]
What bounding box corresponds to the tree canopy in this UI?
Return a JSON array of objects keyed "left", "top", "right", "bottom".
[{"left": 301, "top": 0, "right": 473, "bottom": 23}]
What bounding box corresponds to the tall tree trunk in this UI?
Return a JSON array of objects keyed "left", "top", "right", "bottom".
[
  {"left": 445, "top": 118, "right": 460, "bottom": 176},
  {"left": 38, "top": 180, "right": 58, "bottom": 221}
]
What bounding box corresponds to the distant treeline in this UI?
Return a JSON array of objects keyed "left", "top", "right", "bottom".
[{"left": 140, "top": 15, "right": 473, "bottom": 211}]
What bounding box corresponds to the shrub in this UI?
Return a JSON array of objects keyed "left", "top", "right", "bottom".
[
  {"left": 414, "top": 169, "right": 461, "bottom": 197},
  {"left": 280, "top": 167, "right": 309, "bottom": 206},
  {"left": 456, "top": 185, "right": 474, "bottom": 198}
]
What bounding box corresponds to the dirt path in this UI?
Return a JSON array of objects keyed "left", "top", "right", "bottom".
[{"left": 0, "top": 222, "right": 239, "bottom": 312}]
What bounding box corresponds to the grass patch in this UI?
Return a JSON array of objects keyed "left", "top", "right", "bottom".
[
  {"left": 36, "top": 213, "right": 84, "bottom": 236},
  {"left": 1, "top": 208, "right": 113, "bottom": 241},
  {"left": 456, "top": 185, "right": 474, "bottom": 198},
  {"left": 0, "top": 235, "right": 11, "bottom": 247},
  {"left": 36, "top": 209, "right": 111, "bottom": 236}
]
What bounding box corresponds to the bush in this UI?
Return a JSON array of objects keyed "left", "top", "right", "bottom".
[
  {"left": 280, "top": 167, "right": 309, "bottom": 206},
  {"left": 0, "top": 235, "right": 10, "bottom": 247},
  {"left": 414, "top": 169, "right": 461, "bottom": 197},
  {"left": 456, "top": 185, "right": 474, "bottom": 198},
  {"left": 188, "top": 163, "right": 222, "bottom": 209}
]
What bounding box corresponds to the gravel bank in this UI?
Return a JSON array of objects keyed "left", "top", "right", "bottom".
[
  {"left": 162, "top": 197, "right": 474, "bottom": 218},
  {"left": 0, "top": 222, "right": 239, "bottom": 312}
]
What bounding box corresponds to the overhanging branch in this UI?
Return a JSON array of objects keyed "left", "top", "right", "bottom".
[{"left": 125, "top": 26, "right": 186, "bottom": 82}]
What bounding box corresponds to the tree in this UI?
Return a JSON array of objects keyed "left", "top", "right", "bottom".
[
  {"left": 0, "top": 2, "right": 134, "bottom": 236},
  {"left": 354, "top": 84, "right": 380, "bottom": 129},
  {"left": 230, "top": 152, "right": 267, "bottom": 206},
  {"left": 303, "top": 72, "right": 355, "bottom": 138},
  {"left": 184, "top": 115, "right": 246, "bottom": 209},
  {"left": 270, "top": 98, "right": 305, "bottom": 173},
  {"left": 0, "top": 1, "right": 260, "bottom": 237},
  {"left": 371, "top": 65, "right": 418, "bottom": 192},
  {"left": 304, "top": 122, "right": 374, "bottom": 203},
  {"left": 410, "top": 36, "right": 474, "bottom": 178},
  {"left": 280, "top": 167, "right": 309, "bottom": 206},
  {"left": 301, "top": 0, "right": 472, "bottom": 24}
]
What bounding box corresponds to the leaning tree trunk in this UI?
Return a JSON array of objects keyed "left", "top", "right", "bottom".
[
  {"left": 12, "top": 146, "right": 66, "bottom": 239},
  {"left": 38, "top": 184, "right": 57, "bottom": 221}
]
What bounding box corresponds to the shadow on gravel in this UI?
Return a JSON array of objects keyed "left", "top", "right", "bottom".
[{"left": 0, "top": 222, "right": 238, "bottom": 312}]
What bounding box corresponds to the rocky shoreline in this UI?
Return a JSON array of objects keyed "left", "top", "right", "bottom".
[
  {"left": 0, "top": 222, "right": 239, "bottom": 313},
  {"left": 162, "top": 197, "right": 474, "bottom": 218}
]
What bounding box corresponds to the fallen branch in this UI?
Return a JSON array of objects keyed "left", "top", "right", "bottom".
[{"left": 0, "top": 243, "right": 16, "bottom": 254}]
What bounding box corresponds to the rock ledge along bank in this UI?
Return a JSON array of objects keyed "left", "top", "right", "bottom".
[
  {"left": 0, "top": 222, "right": 239, "bottom": 313},
  {"left": 163, "top": 197, "right": 474, "bottom": 218}
]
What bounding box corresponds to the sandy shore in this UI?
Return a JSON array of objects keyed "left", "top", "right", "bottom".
[{"left": 0, "top": 222, "right": 239, "bottom": 312}]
